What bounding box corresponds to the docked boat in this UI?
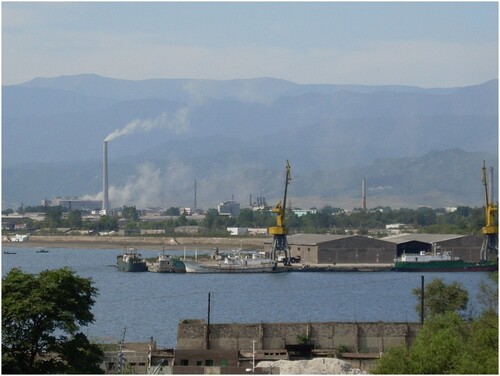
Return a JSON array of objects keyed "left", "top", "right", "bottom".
[
  {"left": 117, "top": 248, "right": 148, "bottom": 272},
  {"left": 183, "top": 252, "right": 277, "bottom": 273},
  {"left": 148, "top": 252, "right": 186, "bottom": 273},
  {"left": 394, "top": 250, "right": 498, "bottom": 272}
]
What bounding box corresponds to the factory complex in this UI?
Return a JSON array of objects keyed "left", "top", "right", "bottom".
[{"left": 100, "top": 320, "right": 421, "bottom": 374}]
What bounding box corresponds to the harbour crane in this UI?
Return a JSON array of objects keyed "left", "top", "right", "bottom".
[
  {"left": 480, "top": 160, "right": 498, "bottom": 260},
  {"left": 268, "top": 160, "right": 292, "bottom": 266}
]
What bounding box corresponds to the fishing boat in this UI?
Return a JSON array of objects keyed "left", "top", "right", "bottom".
[
  {"left": 3, "top": 250, "right": 16, "bottom": 255},
  {"left": 183, "top": 252, "right": 277, "bottom": 273},
  {"left": 148, "top": 252, "right": 186, "bottom": 273},
  {"left": 394, "top": 250, "right": 498, "bottom": 272},
  {"left": 35, "top": 248, "right": 49, "bottom": 253},
  {"left": 117, "top": 248, "right": 148, "bottom": 272}
]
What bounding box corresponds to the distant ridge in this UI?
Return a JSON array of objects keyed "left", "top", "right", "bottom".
[{"left": 2, "top": 75, "right": 497, "bottom": 209}]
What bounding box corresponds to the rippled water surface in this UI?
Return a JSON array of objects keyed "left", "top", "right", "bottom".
[{"left": 2, "top": 246, "right": 493, "bottom": 347}]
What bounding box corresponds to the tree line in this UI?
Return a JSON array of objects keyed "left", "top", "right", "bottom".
[
  {"left": 3, "top": 268, "right": 497, "bottom": 374},
  {"left": 373, "top": 273, "right": 498, "bottom": 374},
  {"left": 4, "top": 205, "right": 488, "bottom": 237}
]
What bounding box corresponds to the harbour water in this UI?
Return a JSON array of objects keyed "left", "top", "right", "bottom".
[{"left": 2, "top": 246, "right": 494, "bottom": 348}]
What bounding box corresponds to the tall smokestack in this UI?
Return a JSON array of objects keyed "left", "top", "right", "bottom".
[
  {"left": 102, "top": 141, "right": 109, "bottom": 214},
  {"left": 194, "top": 179, "right": 197, "bottom": 211},
  {"left": 361, "top": 178, "right": 366, "bottom": 210}
]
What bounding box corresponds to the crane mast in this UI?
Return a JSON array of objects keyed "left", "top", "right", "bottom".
[
  {"left": 268, "top": 160, "right": 292, "bottom": 266},
  {"left": 481, "top": 160, "right": 498, "bottom": 260}
]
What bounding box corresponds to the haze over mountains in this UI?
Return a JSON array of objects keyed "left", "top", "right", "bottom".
[{"left": 2, "top": 75, "right": 498, "bottom": 210}]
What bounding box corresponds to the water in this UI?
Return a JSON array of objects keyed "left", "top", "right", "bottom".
[{"left": 2, "top": 246, "right": 494, "bottom": 348}]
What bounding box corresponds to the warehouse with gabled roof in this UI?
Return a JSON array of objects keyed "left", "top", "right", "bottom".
[
  {"left": 265, "top": 234, "right": 397, "bottom": 264},
  {"left": 381, "top": 234, "right": 483, "bottom": 262}
]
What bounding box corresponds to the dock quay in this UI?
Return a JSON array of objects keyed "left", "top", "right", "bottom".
[
  {"left": 278, "top": 263, "right": 394, "bottom": 272},
  {"left": 100, "top": 320, "right": 421, "bottom": 374}
]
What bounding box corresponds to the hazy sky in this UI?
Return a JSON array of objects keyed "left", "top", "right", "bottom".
[{"left": 2, "top": 2, "right": 498, "bottom": 87}]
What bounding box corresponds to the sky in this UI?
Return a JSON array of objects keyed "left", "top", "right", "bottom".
[{"left": 2, "top": 1, "right": 498, "bottom": 87}]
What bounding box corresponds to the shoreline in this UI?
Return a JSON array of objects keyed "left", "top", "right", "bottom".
[
  {"left": 2, "top": 235, "right": 266, "bottom": 251},
  {"left": 3, "top": 235, "right": 395, "bottom": 272}
]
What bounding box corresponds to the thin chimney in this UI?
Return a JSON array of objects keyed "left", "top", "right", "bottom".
[
  {"left": 361, "top": 178, "right": 366, "bottom": 210},
  {"left": 102, "top": 141, "right": 109, "bottom": 214},
  {"left": 194, "top": 179, "right": 197, "bottom": 211}
]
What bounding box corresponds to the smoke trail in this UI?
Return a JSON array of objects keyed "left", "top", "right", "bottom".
[{"left": 104, "top": 108, "right": 190, "bottom": 142}]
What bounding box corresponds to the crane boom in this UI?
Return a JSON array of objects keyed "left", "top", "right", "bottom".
[
  {"left": 480, "top": 160, "right": 498, "bottom": 260},
  {"left": 268, "top": 161, "right": 292, "bottom": 265}
]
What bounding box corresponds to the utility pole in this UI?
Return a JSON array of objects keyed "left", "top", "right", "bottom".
[
  {"left": 252, "top": 339, "right": 256, "bottom": 373},
  {"left": 420, "top": 276, "right": 425, "bottom": 325},
  {"left": 118, "top": 326, "right": 127, "bottom": 374},
  {"left": 207, "top": 292, "right": 211, "bottom": 350}
]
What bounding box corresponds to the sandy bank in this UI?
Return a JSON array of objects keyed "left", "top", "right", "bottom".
[{"left": 2, "top": 235, "right": 267, "bottom": 251}]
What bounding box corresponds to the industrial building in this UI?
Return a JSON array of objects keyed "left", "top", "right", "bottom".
[
  {"left": 262, "top": 233, "right": 484, "bottom": 265},
  {"left": 42, "top": 197, "right": 102, "bottom": 212},
  {"left": 217, "top": 201, "right": 241, "bottom": 217},
  {"left": 101, "top": 320, "right": 421, "bottom": 374},
  {"left": 265, "top": 234, "right": 397, "bottom": 264},
  {"left": 381, "top": 233, "right": 483, "bottom": 262}
]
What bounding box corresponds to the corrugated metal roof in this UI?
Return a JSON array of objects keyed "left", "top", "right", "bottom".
[
  {"left": 381, "top": 233, "right": 466, "bottom": 244},
  {"left": 287, "top": 234, "right": 353, "bottom": 245}
]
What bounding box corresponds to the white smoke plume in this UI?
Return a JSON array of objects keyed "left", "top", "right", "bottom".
[
  {"left": 109, "top": 160, "right": 195, "bottom": 208},
  {"left": 104, "top": 108, "right": 190, "bottom": 142}
]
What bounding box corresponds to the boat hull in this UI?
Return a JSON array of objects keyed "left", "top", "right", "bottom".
[
  {"left": 148, "top": 259, "right": 186, "bottom": 273},
  {"left": 183, "top": 260, "right": 277, "bottom": 273},
  {"left": 394, "top": 259, "right": 498, "bottom": 272},
  {"left": 117, "top": 260, "right": 148, "bottom": 272},
  {"left": 117, "top": 254, "right": 148, "bottom": 272}
]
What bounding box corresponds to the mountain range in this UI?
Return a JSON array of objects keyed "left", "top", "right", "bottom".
[{"left": 2, "top": 75, "right": 498, "bottom": 210}]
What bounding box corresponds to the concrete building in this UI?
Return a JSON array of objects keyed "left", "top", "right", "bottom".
[
  {"left": 292, "top": 209, "right": 317, "bottom": 217},
  {"left": 175, "top": 320, "right": 421, "bottom": 373},
  {"left": 42, "top": 197, "right": 102, "bottom": 212},
  {"left": 227, "top": 227, "right": 248, "bottom": 236},
  {"left": 217, "top": 201, "right": 240, "bottom": 217},
  {"left": 382, "top": 233, "right": 483, "bottom": 262},
  {"left": 265, "top": 234, "right": 397, "bottom": 264}
]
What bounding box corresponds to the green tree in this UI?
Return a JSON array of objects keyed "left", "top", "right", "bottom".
[
  {"left": 164, "top": 207, "right": 180, "bottom": 216},
  {"left": 66, "top": 210, "right": 83, "bottom": 229},
  {"left": 45, "top": 206, "right": 63, "bottom": 228},
  {"left": 177, "top": 212, "right": 188, "bottom": 226},
  {"left": 374, "top": 312, "right": 498, "bottom": 374},
  {"left": 2, "top": 267, "right": 103, "bottom": 373},
  {"left": 237, "top": 208, "right": 255, "bottom": 227},
  {"left": 374, "top": 276, "right": 498, "bottom": 374},
  {"left": 413, "top": 278, "right": 468, "bottom": 322},
  {"left": 122, "top": 206, "right": 139, "bottom": 221},
  {"left": 97, "top": 215, "right": 119, "bottom": 232}
]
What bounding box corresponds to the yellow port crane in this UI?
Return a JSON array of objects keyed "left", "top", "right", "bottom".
[
  {"left": 268, "top": 160, "right": 292, "bottom": 265},
  {"left": 481, "top": 160, "right": 498, "bottom": 260}
]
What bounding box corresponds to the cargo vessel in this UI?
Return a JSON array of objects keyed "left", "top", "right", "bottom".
[
  {"left": 394, "top": 251, "right": 497, "bottom": 272},
  {"left": 183, "top": 252, "right": 277, "bottom": 273},
  {"left": 117, "top": 248, "right": 148, "bottom": 272},
  {"left": 148, "top": 252, "right": 186, "bottom": 273}
]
